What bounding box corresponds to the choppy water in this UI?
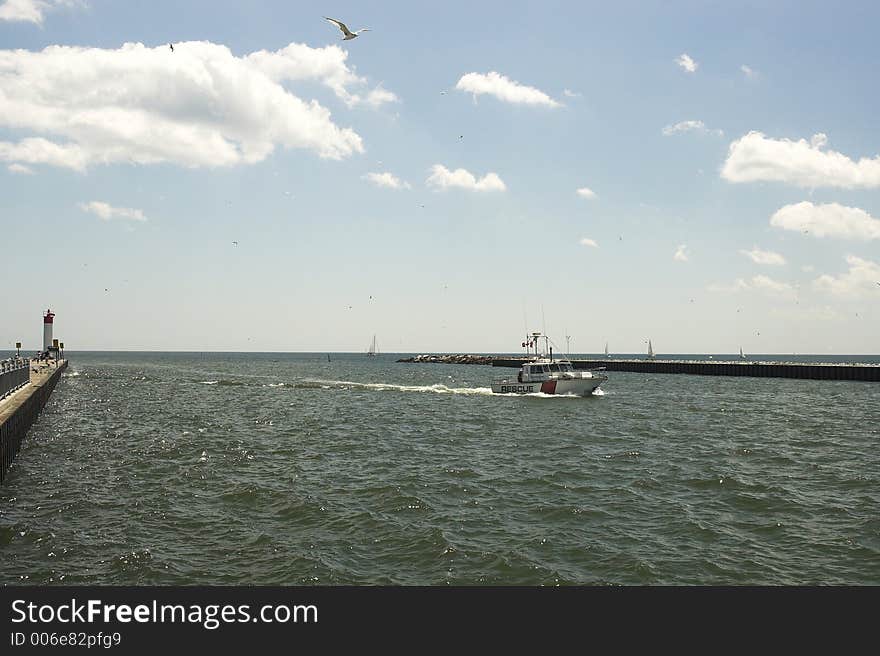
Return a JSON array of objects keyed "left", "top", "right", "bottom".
[{"left": 1, "top": 351, "right": 879, "bottom": 585}]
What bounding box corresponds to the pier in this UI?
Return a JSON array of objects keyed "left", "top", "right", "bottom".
[
  {"left": 398, "top": 354, "right": 879, "bottom": 381},
  {"left": 491, "top": 358, "right": 880, "bottom": 382},
  {"left": 0, "top": 359, "right": 68, "bottom": 483}
]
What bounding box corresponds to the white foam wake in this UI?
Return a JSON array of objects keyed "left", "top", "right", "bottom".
[{"left": 302, "top": 379, "right": 495, "bottom": 396}]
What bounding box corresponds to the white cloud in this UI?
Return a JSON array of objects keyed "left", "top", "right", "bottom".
[
  {"left": 662, "top": 120, "right": 723, "bottom": 137},
  {"left": 0, "top": 41, "right": 375, "bottom": 171},
  {"left": 802, "top": 265, "right": 815, "bottom": 273},
  {"left": 721, "top": 131, "right": 880, "bottom": 188},
  {"left": 770, "top": 202, "right": 880, "bottom": 240},
  {"left": 426, "top": 164, "right": 506, "bottom": 192},
  {"left": 740, "top": 247, "right": 786, "bottom": 266},
  {"left": 813, "top": 255, "right": 880, "bottom": 299},
  {"left": 0, "top": 0, "right": 78, "bottom": 24},
  {"left": 675, "top": 53, "right": 698, "bottom": 73},
  {"left": 579, "top": 238, "right": 598, "bottom": 248},
  {"left": 7, "top": 162, "right": 34, "bottom": 174},
  {"left": 673, "top": 244, "right": 689, "bottom": 262},
  {"left": 708, "top": 275, "right": 796, "bottom": 299},
  {"left": 246, "top": 43, "right": 397, "bottom": 108},
  {"left": 362, "top": 171, "right": 410, "bottom": 190},
  {"left": 79, "top": 201, "right": 147, "bottom": 222},
  {"left": 575, "top": 187, "right": 597, "bottom": 199},
  {"left": 455, "top": 71, "right": 561, "bottom": 107},
  {"left": 740, "top": 64, "right": 758, "bottom": 78},
  {"left": 562, "top": 88, "right": 582, "bottom": 98}
]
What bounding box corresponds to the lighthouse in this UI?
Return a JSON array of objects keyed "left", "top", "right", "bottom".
[{"left": 43, "top": 309, "right": 55, "bottom": 351}]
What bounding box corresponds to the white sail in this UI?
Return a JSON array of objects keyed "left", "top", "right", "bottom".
[
  {"left": 367, "top": 334, "right": 377, "bottom": 356},
  {"left": 739, "top": 346, "right": 745, "bottom": 359},
  {"left": 605, "top": 341, "right": 610, "bottom": 358},
  {"left": 647, "top": 339, "right": 654, "bottom": 358}
]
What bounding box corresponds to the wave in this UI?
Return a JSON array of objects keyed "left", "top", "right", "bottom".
[{"left": 297, "top": 379, "right": 495, "bottom": 396}]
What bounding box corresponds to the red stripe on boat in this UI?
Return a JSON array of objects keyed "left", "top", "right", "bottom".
[{"left": 540, "top": 380, "right": 557, "bottom": 394}]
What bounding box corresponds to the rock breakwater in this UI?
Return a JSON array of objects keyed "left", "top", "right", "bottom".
[{"left": 397, "top": 354, "right": 494, "bottom": 365}]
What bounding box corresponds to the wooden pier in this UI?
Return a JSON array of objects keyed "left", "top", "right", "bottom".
[{"left": 0, "top": 359, "right": 68, "bottom": 483}]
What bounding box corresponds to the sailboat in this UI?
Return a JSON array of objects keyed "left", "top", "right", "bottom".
[
  {"left": 739, "top": 346, "right": 746, "bottom": 360},
  {"left": 605, "top": 341, "right": 610, "bottom": 358},
  {"left": 647, "top": 339, "right": 655, "bottom": 359},
  {"left": 367, "top": 334, "right": 378, "bottom": 356}
]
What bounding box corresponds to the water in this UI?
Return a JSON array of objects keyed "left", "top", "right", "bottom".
[{"left": 1, "top": 351, "right": 878, "bottom": 585}]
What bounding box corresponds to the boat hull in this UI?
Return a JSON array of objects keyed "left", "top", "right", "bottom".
[{"left": 491, "top": 375, "right": 607, "bottom": 396}]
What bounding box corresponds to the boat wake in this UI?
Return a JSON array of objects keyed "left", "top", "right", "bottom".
[
  {"left": 298, "top": 379, "right": 495, "bottom": 396},
  {"left": 296, "top": 379, "right": 602, "bottom": 398}
]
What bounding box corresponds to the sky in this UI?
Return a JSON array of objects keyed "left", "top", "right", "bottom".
[{"left": 0, "top": 0, "right": 878, "bottom": 354}]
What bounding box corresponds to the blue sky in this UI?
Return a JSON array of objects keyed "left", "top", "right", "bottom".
[{"left": 1, "top": 0, "right": 878, "bottom": 353}]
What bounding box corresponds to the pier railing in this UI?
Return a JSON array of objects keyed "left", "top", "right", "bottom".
[{"left": 0, "top": 358, "right": 30, "bottom": 399}]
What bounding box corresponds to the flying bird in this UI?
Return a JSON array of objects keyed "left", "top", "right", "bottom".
[
  {"left": 169, "top": 43, "right": 174, "bottom": 52},
  {"left": 324, "top": 17, "right": 370, "bottom": 40},
  {"left": 232, "top": 241, "right": 238, "bottom": 246}
]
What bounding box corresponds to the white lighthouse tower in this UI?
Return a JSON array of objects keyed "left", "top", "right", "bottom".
[{"left": 43, "top": 308, "right": 55, "bottom": 351}]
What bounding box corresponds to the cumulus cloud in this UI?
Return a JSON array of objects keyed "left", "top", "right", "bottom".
[
  {"left": 426, "top": 164, "right": 506, "bottom": 192},
  {"left": 813, "top": 255, "right": 880, "bottom": 298},
  {"left": 708, "top": 275, "right": 796, "bottom": 299},
  {"left": 0, "top": 0, "right": 78, "bottom": 24},
  {"left": 246, "top": 43, "right": 397, "bottom": 108},
  {"left": 362, "top": 171, "right": 410, "bottom": 190},
  {"left": 579, "top": 238, "right": 598, "bottom": 248},
  {"left": 675, "top": 53, "right": 698, "bottom": 73},
  {"left": 7, "top": 163, "right": 34, "bottom": 174},
  {"left": 673, "top": 244, "right": 689, "bottom": 262},
  {"left": 455, "top": 71, "right": 561, "bottom": 107},
  {"left": 0, "top": 41, "right": 382, "bottom": 171},
  {"left": 740, "top": 247, "right": 786, "bottom": 266},
  {"left": 721, "top": 131, "right": 880, "bottom": 188},
  {"left": 562, "top": 89, "right": 582, "bottom": 98},
  {"left": 79, "top": 201, "right": 147, "bottom": 222},
  {"left": 770, "top": 202, "right": 880, "bottom": 240},
  {"left": 740, "top": 64, "right": 758, "bottom": 78},
  {"left": 662, "top": 120, "right": 723, "bottom": 137},
  {"left": 575, "top": 187, "right": 597, "bottom": 199}
]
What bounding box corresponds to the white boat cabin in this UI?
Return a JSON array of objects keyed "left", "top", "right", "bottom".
[{"left": 517, "top": 360, "right": 576, "bottom": 383}]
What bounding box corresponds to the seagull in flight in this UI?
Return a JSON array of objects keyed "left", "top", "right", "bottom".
[
  {"left": 169, "top": 43, "right": 174, "bottom": 52},
  {"left": 232, "top": 241, "right": 238, "bottom": 246},
  {"left": 324, "top": 17, "right": 370, "bottom": 40}
]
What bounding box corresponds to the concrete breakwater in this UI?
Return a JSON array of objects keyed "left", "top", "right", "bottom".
[
  {"left": 492, "top": 358, "right": 880, "bottom": 382},
  {"left": 0, "top": 360, "right": 68, "bottom": 483},
  {"left": 397, "top": 354, "right": 880, "bottom": 382}
]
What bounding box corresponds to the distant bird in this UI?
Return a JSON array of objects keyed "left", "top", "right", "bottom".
[
  {"left": 104, "top": 288, "right": 109, "bottom": 292},
  {"left": 324, "top": 17, "right": 370, "bottom": 40},
  {"left": 232, "top": 241, "right": 238, "bottom": 246},
  {"left": 459, "top": 135, "right": 463, "bottom": 139},
  {"left": 169, "top": 43, "right": 174, "bottom": 52},
  {"left": 440, "top": 91, "right": 447, "bottom": 95}
]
